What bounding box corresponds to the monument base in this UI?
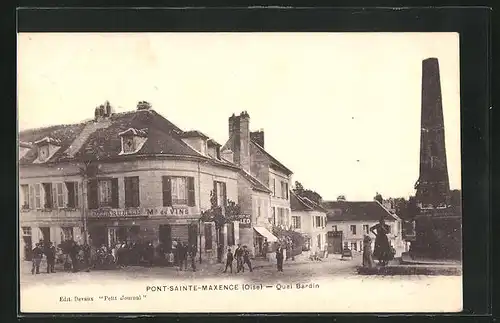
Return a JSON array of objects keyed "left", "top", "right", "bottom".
[{"left": 409, "top": 212, "right": 462, "bottom": 261}]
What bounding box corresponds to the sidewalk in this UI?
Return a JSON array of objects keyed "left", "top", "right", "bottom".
[{"left": 400, "top": 252, "right": 462, "bottom": 266}]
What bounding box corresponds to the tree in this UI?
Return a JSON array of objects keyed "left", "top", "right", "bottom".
[
  {"left": 293, "top": 181, "right": 323, "bottom": 205},
  {"left": 199, "top": 190, "right": 240, "bottom": 248}
]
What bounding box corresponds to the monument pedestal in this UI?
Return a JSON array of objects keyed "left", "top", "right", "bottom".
[{"left": 409, "top": 208, "right": 462, "bottom": 261}]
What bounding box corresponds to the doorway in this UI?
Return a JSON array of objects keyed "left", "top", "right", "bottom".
[
  {"left": 159, "top": 225, "right": 172, "bottom": 251},
  {"left": 327, "top": 231, "right": 343, "bottom": 254},
  {"left": 188, "top": 224, "right": 198, "bottom": 248},
  {"left": 39, "top": 227, "right": 51, "bottom": 244}
]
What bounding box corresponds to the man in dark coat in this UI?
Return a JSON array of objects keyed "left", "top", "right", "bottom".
[
  {"left": 189, "top": 244, "right": 197, "bottom": 272},
  {"left": 69, "top": 240, "right": 80, "bottom": 273},
  {"left": 44, "top": 242, "right": 56, "bottom": 273},
  {"left": 235, "top": 244, "right": 243, "bottom": 273},
  {"left": 178, "top": 242, "right": 187, "bottom": 271},
  {"left": 31, "top": 243, "right": 43, "bottom": 275},
  {"left": 242, "top": 246, "right": 253, "bottom": 272},
  {"left": 223, "top": 248, "right": 234, "bottom": 273},
  {"left": 276, "top": 244, "right": 284, "bottom": 272},
  {"left": 82, "top": 242, "right": 91, "bottom": 272}
]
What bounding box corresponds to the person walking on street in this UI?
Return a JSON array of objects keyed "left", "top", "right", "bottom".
[
  {"left": 242, "top": 246, "right": 253, "bottom": 272},
  {"left": 45, "top": 242, "right": 56, "bottom": 273},
  {"left": 189, "top": 244, "right": 197, "bottom": 272},
  {"left": 276, "top": 244, "right": 284, "bottom": 272},
  {"left": 235, "top": 244, "right": 243, "bottom": 273},
  {"left": 223, "top": 248, "right": 234, "bottom": 273},
  {"left": 69, "top": 240, "right": 80, "bottom": 273},
  {"left": 82, "top": 242, "right": 91, "bottom": 272},
  {"left": 178, "top": 242, "right": 188, "bottom": 271},
  {"left": 31, "top": 243, "right": 43, "bottom": 275}
]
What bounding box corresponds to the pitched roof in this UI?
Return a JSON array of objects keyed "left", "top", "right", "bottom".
[
  {"left": 323, "top": 200, "right": 398, "bottom": 222},
  {"left": 291, "top": 191, "right": 327, "bottom": 213},
  {"left": 239, "top": 169, "right": 272, "bottom": 193},
  {"left": 250, "top": 140, "right": 293, "bottom": 175},
  {"left": 19, "top": 109, "right": 210, "bottom": 165},
  {"left": 180, "top": 130, "right": 209, "bottom": 139}
]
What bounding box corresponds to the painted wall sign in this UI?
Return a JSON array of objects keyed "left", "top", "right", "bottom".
[
  {"left": 146, "top": 207, "right": 190, "bottom": 216},
  {"left": 89, "top": 208, "right": 146, "bottom": 218},
  {"left": 238, "top": 214, "right": 252, "bottom": 228}
]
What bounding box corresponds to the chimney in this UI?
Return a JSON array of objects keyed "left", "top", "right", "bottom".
[
  {"left": 250, "top": 129, "right": 264, "bottom": 148},
  {"left": 137, "top": 101, "right": 152, "bottom": 110},
  {"left": 238, "top": 111, "right": 251, "bottom": 172},
  {"left": 104, "top": 101, "right": 112, "bottom": 117},
  {"left": 228, "top": 113, "right": 236, "bottom": 138},
  {"left": 221, "top": 148, "right": 234, "bottom": 163}
]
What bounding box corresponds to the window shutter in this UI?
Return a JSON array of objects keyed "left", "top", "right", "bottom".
[
  {"left": 29, "top": 185, "right": 35, "bottom": 209},
  {"left": 133, "top": 177, "right": 140, "bottom": 207},
  {"left": 87, "top": 179, "right": 98, "bottom": 209},
  {"left": 74, "top": 182, "right": 79, "bottom": 208},
  {"left": 222, "top": 182, "right": 227, "bottom": 206},
  {"left": 213, "top": 181, "right": 218, "bottom": 206},
  {"left": 62, "top": 182, "right": 68, "bottom": 208},
  {"left": 187, "top": 177, "right": 195, "bottom": 207},
  {"left": 124, "top": 178, "right": 131, "bottom": 207},
  {"left": 162, "top": 176, "right": 172, "bottom": 207},
  {"left": 51, "top": 184, "right": 57, "bottom": 208},
  {"left": 111, "top": 178, "right": 119, "bottom": 208}
]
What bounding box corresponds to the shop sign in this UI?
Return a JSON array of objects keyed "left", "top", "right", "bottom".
[
  {"left": 88, "top": 208, "right": 146, "bottom": 218},
  {"left": 145, "top": 207, "right": 190, "bottom": 216},
  {"left": 238, "top": 214, "right": 251, "bottom": 228}
]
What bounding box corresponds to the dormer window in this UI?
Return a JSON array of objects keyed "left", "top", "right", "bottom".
[
  {"left": 33, "top": 137, "right": 61, "bottom": 163},
  {"left": 118, "top": 128, "right": 148, "bottom": 155}
]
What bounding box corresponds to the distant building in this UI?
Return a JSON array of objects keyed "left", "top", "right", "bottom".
[
  {"left": 323, "top": 198, "right": 405, "bottom": 257},
  {"left": 290, "top": 191, "right": 328, "bottom": 254}
]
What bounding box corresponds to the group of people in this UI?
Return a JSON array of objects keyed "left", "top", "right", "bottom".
[
  {"left": 363, "top": 216, "right": 396, "bottom": 268},
  {"left": 223, "top": 244, "right": 253, "bottom": 273},
  {"left": 30, "top": 239, "right": 91, "bottom": 274}
]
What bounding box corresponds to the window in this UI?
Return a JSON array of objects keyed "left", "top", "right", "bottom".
[
  {"left": 272, "top": 178, "right": 276, "bottom": 196},
  {"left": 98, "top": 179, "right": 113, "bottom": 206},
  {"left": 363, "top": 224, "right": 369, "bottom": 234},
  {"left": 204, "top": 223, "right": 212, "bottom": 250},
  {"left": 213, "top": 181, "right": 227, "bottom": 207},
  {"left": 125, "top": 176, "right": 140, "bottom": 207},
  {"left": 344, "top": 242, "right": 349, "bottom": 249},
  {"left": 278, "top": 208, "right": 285, "bottom": 225},
  {"left": 38, "top": 145, "right": 50, "bottom": 161},
  {"left": 32, "top": 184, "right": 41, "bottom": 209},
  {"left": 122, "top": 136, "right": 135, "bottom": 153},
  {"left": 162, "top": 176, "right": 195, "bottom": 207},
  {"left": 227, "top": 222, "right": 235, "bottom": 246},
  {"left": 42, "top": 183, "right": 53, "bottom": 208},
  {"left": 315, "top": 216, "right": 321, "bottom": 228},
  {"left": 317, "top": 234, "right": 321, "bottom": 249},
  {"left": 56, "top": 183, "right": 65, "bottom": 207},
  {"left": 387, "top": 224, "right": 392, "bottom": 234},
  {"left": 65, "top": 182, "right": 79, "bottom": 208},
  {"left": 272, "top": 207, "right": 276, "bottom": 225},
  {"left": 257, "top": 202, "right": 261, "bottom": 218},
  {"left": 350, "top": 225, "right": 357, "bottom": 235},
  {"left": 292, "top": 216, "right": 301, "bottom": 229},
  {"left": 20, "top": 185, "right": 29, "bottom": 208},
  {"left": 351, "top": 242, "right": 357, "bottom": 251},
  {"left": 281, "top": 181, "right": 289, "bottom": 199},
  {"left": 22, "top": 227, "right": 31, "bottom": 236},
  {"left": 61, "top": 227, "right": 74, "bottom": 241},
  {"left": 332, "top": 225, "right": 337, "bottom": 232}
]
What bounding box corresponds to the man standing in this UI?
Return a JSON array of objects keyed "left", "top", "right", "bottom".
[
  {"left": 242, "top": 246, "right": 253, "bottom": 272},
  {"left": 223, "top": 248, "right": 234, "bottom": 273},
  {"left": 189, "top": 244, "right": 197, "bottom": 272},
  {"left": 45, "top": 242, "right": 56, "bottom": 274},
  {"left": 276, "top": 244, "right": 284, "bottom": 272},
  {"left": 82, "top": 242, "right": 91, "bottom": 272},
  {"left": 31, "top": 243, "right": 43, "bottom": 275},
  {"left": 235, "top": 244, "right": 243, "bottom": 273}
]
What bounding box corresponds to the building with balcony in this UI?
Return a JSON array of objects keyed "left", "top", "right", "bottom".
[
  {"left": 290, "top": 191, "right": 328, "bottom": 254},
  {"left": 223, "top": 111, "right": 293, "bottom": 257},
  {"left": 323, "top": 198, "right": 405, "bottom": 257},
  {"left": 19, "top": 101, "right": 247, "bottom": 261}
]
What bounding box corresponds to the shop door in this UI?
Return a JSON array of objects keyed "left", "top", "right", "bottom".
[
  {"left": 159, "top": 225, "right": 172, "bottom": 251},
  {"left": 39, "top": 227, "right": 51, "bottom": 244},
  {"left": 328, "top": 231, "right": 343, "bottom": 254},
  {"left": 188, "top": 224, "right": 198, "bottom": 248},
  {"left": 23, "top": 236, "right": 32, "bottom": 261},
  {"left": 89, "top": 226, "right": 106, "bottom": 247}
]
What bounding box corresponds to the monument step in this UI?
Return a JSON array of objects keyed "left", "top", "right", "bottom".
[{"left": 401, "top": 252, "right": 462, "bottom": 266}]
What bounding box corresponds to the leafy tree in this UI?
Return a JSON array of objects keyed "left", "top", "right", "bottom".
[
  {"left": 293, "top": 181, "right": 323, "bottom": 204},
  {"left": 199, "top": 190, "right": 240, "bottom": 247}
]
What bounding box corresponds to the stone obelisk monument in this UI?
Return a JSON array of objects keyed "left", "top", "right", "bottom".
[{"left": 411, "top": 58, "right": 462, "bottom": 261}]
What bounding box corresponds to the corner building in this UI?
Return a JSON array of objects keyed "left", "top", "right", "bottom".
[{"left": 19, "top": 102, "right": 241, "bottom": 261}]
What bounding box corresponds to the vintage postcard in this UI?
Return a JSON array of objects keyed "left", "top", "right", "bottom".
[{"left": 18, "top": 32, "right": 462, "bottom": 313}]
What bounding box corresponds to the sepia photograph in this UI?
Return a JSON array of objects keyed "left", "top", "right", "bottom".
[{"left": 18, "top": 32, "right": 462, "bottom": 313}]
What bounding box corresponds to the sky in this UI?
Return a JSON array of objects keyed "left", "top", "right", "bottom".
[{"left": 17, "top": 33, "right": 461, "bottom": 201}]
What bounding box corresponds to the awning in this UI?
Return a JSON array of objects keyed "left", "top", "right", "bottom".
[{"left": 253, "top": 226, "right": 278, "bottom": 242}]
